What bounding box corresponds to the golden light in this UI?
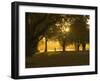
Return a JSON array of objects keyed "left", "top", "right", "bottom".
[
  {"left": 61, "top": 20, "right": 71, "bottom": 33},
  {"left": 55, "top": 18, "right": 71, "bottom": 33},
  {"left": 61, "top": 26, "right": 70, "bottom": 33},
  {"left": 86, "top": 43, "right": 89, "bottom": 50},
  {"left": 65, "top": 27, "right": 70, "bottom": 32},
  {"left": 79, "top": 44, "right": 83, "bottom": 51},
  {"left": 37, "top": 38, "right": 90, "bottom": 53}
]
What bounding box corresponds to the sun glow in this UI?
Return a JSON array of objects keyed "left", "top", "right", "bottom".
[
  {"left": 61, "top": 23, "right": 70, "bottom": 33},
  {"left": 61, "top": 25, "right": 70, "bottom": 33},
  {"left": 65, "top": 27, "right": 70, "bottom": 32}
]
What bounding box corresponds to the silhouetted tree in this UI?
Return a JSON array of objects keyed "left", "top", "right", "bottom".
[
  {"left": 26, "top": 13, "right": 51, "bottom": 57},
  {"left": 26, "top": 13, "right": 63, "bottom": 56},
  {"left": 70, "top": 15, "right": 89, "bottom": 51}
]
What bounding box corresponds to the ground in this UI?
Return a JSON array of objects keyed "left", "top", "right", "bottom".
[{"left": 26, "top": 51, "right": 89, "bottom": 68}]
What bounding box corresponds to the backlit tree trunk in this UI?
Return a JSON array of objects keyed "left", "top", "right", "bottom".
[
  {"left": 44, "top": 37, "right": 48, "bottom": 52},
  {"left": 26, "top": 36, "right": 39, "bottom": 57},
  {"left": 75, "top": 42, "right": 80, "bottom": 51},
  {"left": 62, "top": 40, "right": 66, "bottom": 52},
  {"left": 26, "top": 39, "right": 32, "bottom": 57},
  {"left": 82, "top": 42, "right": 86, "bottom": 51},
  {"left": 32, "top": 40, "right": 39, "bottom": 54}
]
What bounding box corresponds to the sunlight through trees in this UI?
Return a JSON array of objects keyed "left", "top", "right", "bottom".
[{"left": 26, "top": 13, "right": 90, "bottom": 56}]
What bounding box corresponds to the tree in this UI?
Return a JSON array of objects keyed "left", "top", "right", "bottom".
[
  {"left": 53, "top": 16, "right": 73, "bottom": 51},
  {"left": 70, "top": 15, "right": 89, "bottom": 51},
  {"left": 26, "top": 13, "right": 51, "bottom": 56},
  {"left": 45, "top": 15, "right": 89, "bottom": 51},
  {"left": 42, "top": 14, "right": 64, "bottom": 52},
  {"left": 26, "top": 13, "right": 63, "bottom": 56}
]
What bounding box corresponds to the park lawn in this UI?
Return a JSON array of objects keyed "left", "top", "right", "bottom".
[{"left": 26, "top": 51, "right": 89, "bottom": 68}]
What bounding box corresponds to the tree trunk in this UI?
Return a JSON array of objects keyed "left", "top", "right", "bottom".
[
  {"left": 26, "top": 29, "right": 32, "bottom": 57},
  {"left": 26, "top": 40, "right": 39, "bottom": 56},
  {"left": 82, "top": 42, "right": 86, "bottom": 51},
  {"left": 26, "top": 41, "right": 32, "bottom": 57},
  {"left": 62, "top": 41, "right": 66, "bottom": 52},
  {"left": 32, "top": 39, "right": 39, "bottom": 54},
  {"left": 75, "top": 42, "right": 80, "bottom": 51},
  {"left": 26, "top": 30, "right": 39, "bottom": 57},
  {"left": 26, "top": 14, "right": 32, "bottom": 57},
  {"left": 44, "top": 37, "right": 48, "bottom": 52}
]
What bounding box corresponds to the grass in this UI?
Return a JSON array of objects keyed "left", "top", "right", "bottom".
[{"left": 26, "top": 51, "right": 89, "bottom": 68}]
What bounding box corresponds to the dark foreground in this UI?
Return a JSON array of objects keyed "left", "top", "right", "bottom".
[{"left": 26, "top": 51, "right": 89, "bottom": 68}]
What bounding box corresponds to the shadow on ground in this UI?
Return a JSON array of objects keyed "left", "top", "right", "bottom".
[{"left": 26, "top": 51, "right": 89, "bottom": 68}]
